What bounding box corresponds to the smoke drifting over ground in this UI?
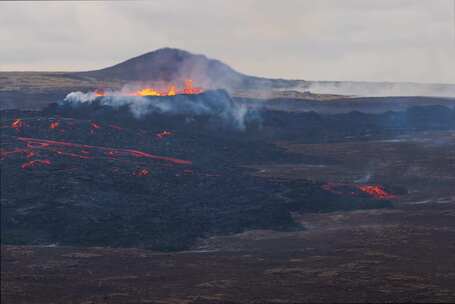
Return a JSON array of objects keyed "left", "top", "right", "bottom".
[
  {"left": 63, "top": 89, "right": 253, "bottom": 130},
  {"left": 300, "top": 81, "right": 455, "bottom": 98}
]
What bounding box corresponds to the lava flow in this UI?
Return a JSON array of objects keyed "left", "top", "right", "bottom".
[
  {"left": 11, "top": 118, "right": 23, "bottom": 130},
  {"left": 95, "top": 79, "right": 202, "bottom": 97},
  {"left": 358, "top": 185, "right": 395, "bottom": 200},
  {"left": 49, "top": 121, "right": 59, "bottom": 129},
  {"left": 156, "top": 130, "right": 173, "bottom": 139},
  {"left": 322, "top": 182, "right": 396, "bottom": 200},
  {"left": 16, "top": 137, "right": 192, "bottom": 165}
]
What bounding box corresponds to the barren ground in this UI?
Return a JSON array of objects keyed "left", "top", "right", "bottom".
[{"left": 2, "top": 130, "right": 455, "bottom": 303}]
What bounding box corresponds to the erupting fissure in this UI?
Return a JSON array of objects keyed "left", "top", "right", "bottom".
[
  {"left": 156, "top": 130, "right": 173, "bottom": 139},
  {"left": 96, "top": 80, "right": 203, "bottom": 97}
]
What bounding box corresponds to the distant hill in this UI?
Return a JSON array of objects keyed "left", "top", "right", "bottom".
[{"left": 75, "top": 48, "right": 300, "bottom": 91}]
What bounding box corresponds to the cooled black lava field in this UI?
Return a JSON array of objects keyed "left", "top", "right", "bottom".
[
  {"left": 3, "top": 91, "right": 455, "bottom": 303},
  {"left": 2, "top": 91, "right": 454, "bottom": 251}
]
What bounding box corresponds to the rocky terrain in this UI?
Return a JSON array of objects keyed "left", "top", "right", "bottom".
[
  {"left": 2, "top": 48, "right": 455, "bottom": 303},
  {"left": 3, "top": 200, "right": 455, "bottom": 303},
  {"left": 6, "top": 91, "right": 434, "bottom": 250}
]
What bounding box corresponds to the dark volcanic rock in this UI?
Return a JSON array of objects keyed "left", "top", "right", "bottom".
[{"left": 6, "top": 93, "right": 453, "bottom": 250}]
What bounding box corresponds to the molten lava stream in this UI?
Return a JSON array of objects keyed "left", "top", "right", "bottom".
[
  {"left": 94, "top": 79, "right": 203, "bottom": 97},
  {"left": 322, "top": 182, "right": 395, "bottom": 200},
  {"left": 358, "top": 185, "right": 395, "bottom": 200},
  {"left": 16, "top": 137, "right": 192, "bottom": 165}
]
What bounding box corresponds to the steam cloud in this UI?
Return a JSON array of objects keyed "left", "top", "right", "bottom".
[{"left": 63, "top": 88, "right": 254, "bottom": 130}]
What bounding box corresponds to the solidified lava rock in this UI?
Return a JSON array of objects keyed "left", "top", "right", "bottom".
[{"left": 3, "top": 98, "right": 450, "bottom": 250}]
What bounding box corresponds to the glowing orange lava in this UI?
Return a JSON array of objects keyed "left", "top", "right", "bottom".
[
  {"left": 94, "top": 80, "right": 203, "bottom": 97},
  {"left": 137, "top": 88, "right": 162, "bottom": 96},
  {"left": 182, "top": 80, "right": 202, "bottom": 95},
  {"left": 322, "top": 182, "right": 396, "bottom": 200},
  {"left": 358, "top": 185, "right": 395, "bottom": 200},
  {"left": 11, "top": 119, "right": 23, "bottom": 130},
  {"left": 50, "top": 121, "right": 59, "bottom": 129},
  {"left": 156, "top": 130, "right": 173, "bottom": 139},
  {"left": 16, "top": 137, "right": 192, "bottom": 165}
]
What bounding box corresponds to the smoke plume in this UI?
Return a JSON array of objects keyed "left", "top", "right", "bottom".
[{"left": 63, "top": 88, "right": 254, "bottom": 130}]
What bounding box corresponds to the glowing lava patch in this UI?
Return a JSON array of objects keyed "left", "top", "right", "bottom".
[
  {"left": 322, "top": 182, "right": 396, "bottom": 200},
  {"left": 95, "top": 79, "right": 203, "bottom": 97},
  {"left": 11, "top": 119, "right": 23, "bottom": 131},
  {"left": 156, "top": 130, "right": 173, "bottom": 139},
  {"left": 358, "top": 185, "right": 396, "bottom": 200},
  {"left": 14, "top": 137, "right": 192, "bottom": 165}
]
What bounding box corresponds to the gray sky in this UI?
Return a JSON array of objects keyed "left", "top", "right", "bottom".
[{"left": 1, "top": 0, "right": 454, "bottom": 83}]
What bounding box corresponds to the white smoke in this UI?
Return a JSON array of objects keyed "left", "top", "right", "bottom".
[
  {"left": 62, "top": 88, "right": 253, "bottom": 130},
  {"left": 355, "top": 172, "right": 372, "bottom": 184},
  {"left": 64, "top": 91, "right": 99, "bottom": 103},
  {"left": 296, "top": 81, "right": 455, "bottom": 98}
]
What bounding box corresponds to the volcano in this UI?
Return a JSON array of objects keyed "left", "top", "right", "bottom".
[
  {"left": 77, "top": 48, "right": 244, "bottom": 84},
  {"left": 75, "top": 48, "right": 299, "bottom": 92}
]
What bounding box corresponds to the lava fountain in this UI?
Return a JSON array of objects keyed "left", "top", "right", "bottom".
[{"left": 96, "top": 79, "right": 203, "bottom": 97}]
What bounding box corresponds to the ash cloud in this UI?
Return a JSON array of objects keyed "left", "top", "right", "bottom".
[{"left": 63, "top": 89, "right": 255, "bottom": 130}]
